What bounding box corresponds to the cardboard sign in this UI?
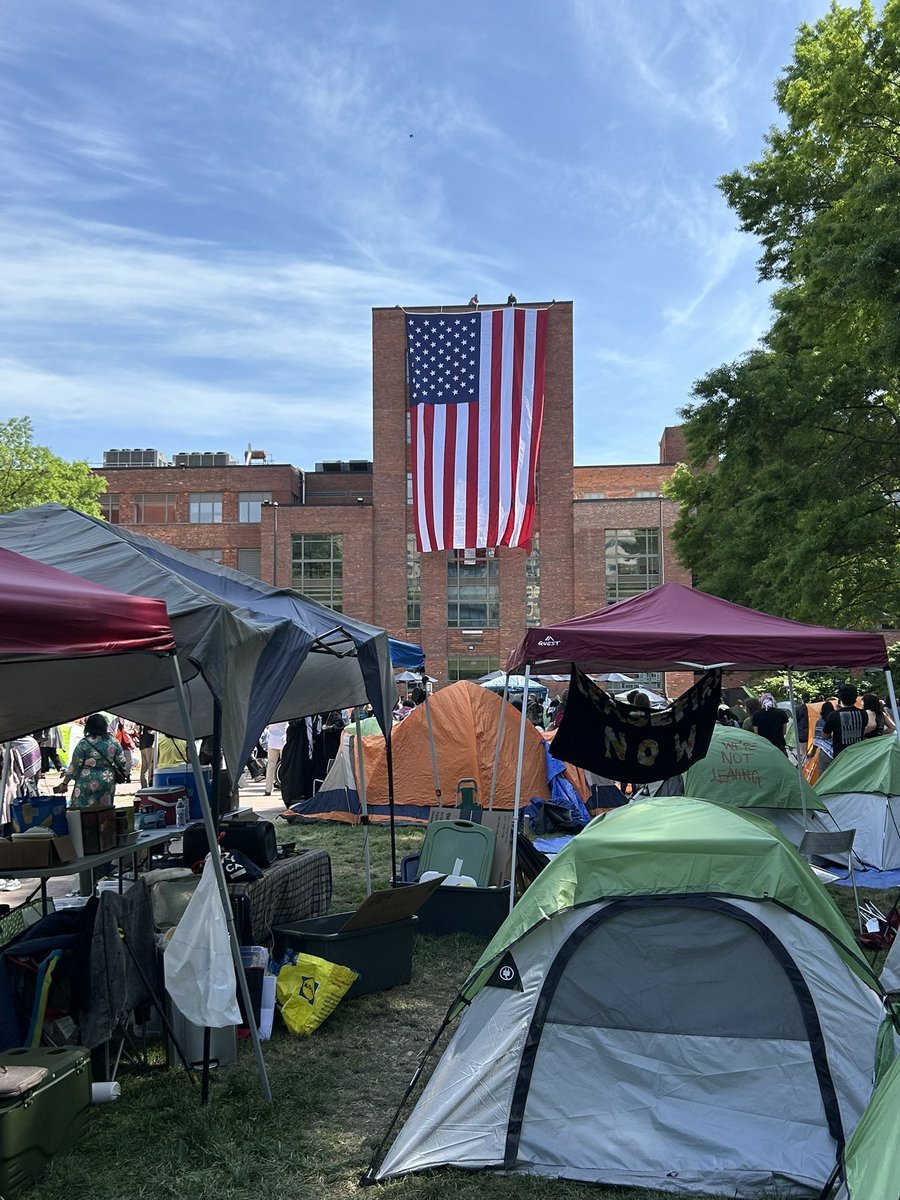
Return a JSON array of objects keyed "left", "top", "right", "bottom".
[{"left": 340, "top": 875, "right": 445, "bottom": 933}]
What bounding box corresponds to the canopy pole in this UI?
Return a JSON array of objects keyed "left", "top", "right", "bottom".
[
  {"left": 0, "top": 743, "right": 12, "bottom": 828},
  {"left": 488, "top": 675, "right": 511, "bottom": 812},
  {"left": 507, "top": 663, "right": 532, "bottom": 915},
  {"left": 385, "top": 732, "right": 398, "bottom": 885},
  {"left": 353, "top": 712, "right": 372, "bottom": 896},
  {"left": 211, "top": 698, "right": 222, "bottom": 834},
  {"left": 885, "top": 669, "right": 900, "bottom": 743},
  {"left": 786, "top": 668, "right": 809, "bottom": 827},
  {"left": 422, "top": 682, "right": 441, "bottom": 808},
  {"left": 167, "top": 654, "right": 272, "bottom": 1103}
]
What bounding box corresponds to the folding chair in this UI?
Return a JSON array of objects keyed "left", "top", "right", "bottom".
[{"left": 800, "top": 828, "right": 861, "bottom": 932}]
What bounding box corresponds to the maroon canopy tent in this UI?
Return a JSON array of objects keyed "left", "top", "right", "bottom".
[
  {"left": 507, "top": 582, "right": 889, "bottom": 673},
  {"left": 0, "top": 546, "right": 179, "bottom": 742}
]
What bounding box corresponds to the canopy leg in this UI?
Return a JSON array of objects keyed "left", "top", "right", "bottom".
[
  {"left": 786, "top": 669, "right": 809, "bottom": 828},
  {"left": 487, "top": 676, "right": 510, "bottom": 812},
  {"left": 354, "top": 712, "right": 372, "bottom": 896},
  {"left": 508, "top": 664, "right": 532, "bottom": 914}
]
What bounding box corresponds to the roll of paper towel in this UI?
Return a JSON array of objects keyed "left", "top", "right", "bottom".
[
  {"left": 66, "top": 809, "right": 84, "bottom": 859},
  {"left": 91, "top": 1081, "right": 121, "bottom": 1103}
]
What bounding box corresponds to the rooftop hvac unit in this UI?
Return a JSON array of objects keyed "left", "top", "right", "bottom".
[
  {"left": 189, "top": 453, "right": 203, "bottom": 468},
  {"left": 102, "top": 450, "right": 122, "bottom": 467},
  {"left": 319, "top": 461, "right": 343, "bottom": 473},
  {"left": 349, "top": 460, "right": 371, "bottom": 472}
]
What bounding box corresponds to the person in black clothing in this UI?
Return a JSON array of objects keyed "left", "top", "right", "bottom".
[
  {"left": 794, "top": 693, "right": 811, "bottom": 755},
  {"left": 823, "top": 685, "right": 867, "bottom": 758},
  {"left": 752, "top": 693, "right": 789, "bottom": 753}
]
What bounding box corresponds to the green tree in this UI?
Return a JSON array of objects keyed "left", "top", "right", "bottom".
[
  {"left": 669, "top": 0, "right": 900, "bottom": 629},
  {"left": 0, "top": 417, "right": 105, "bottom": 516}
]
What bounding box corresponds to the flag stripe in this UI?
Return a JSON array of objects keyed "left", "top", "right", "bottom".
[{"left": 406, "top": 307, "right": 548, "bottom": 552}]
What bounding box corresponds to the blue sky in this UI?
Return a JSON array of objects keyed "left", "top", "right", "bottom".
[{"left": 2, "top": 0, "right": 830, "bottom": 470}]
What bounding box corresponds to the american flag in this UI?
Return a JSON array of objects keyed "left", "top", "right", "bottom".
[{"left": 406, "top": 307, "right": 548, "bottom": 552}]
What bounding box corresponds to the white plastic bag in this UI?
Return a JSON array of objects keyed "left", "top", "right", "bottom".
[{"left": 164, "top": 857, "right": 242, "bottom": 1027}]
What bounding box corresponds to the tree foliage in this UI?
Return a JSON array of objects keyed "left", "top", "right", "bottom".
[
  {"left": 668, "top": 0, "right": 900, "bottom": 630},
  {"left": 0, "top": 417, "right": 105, "bottom": 516}
]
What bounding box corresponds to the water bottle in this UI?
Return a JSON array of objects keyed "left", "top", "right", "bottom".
[{"left": 175, "top": 797, "right": 188, "bottom": 827}]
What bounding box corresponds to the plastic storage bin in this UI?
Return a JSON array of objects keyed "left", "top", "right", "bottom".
[
  {"left": 273, "top": 914, "right": 417, "bottom": 999},
  {"left": 405, "top": 884, "right": 511, "bottom": 937},
  {"left": 0, "top": 1046, "right": 91, "bottom": 1200},
  {"left": 416, "top": 819, "right": 496, "bottom": 887},
  {"left": 152, "top": 766, "right": 213, "bottom": 821}
]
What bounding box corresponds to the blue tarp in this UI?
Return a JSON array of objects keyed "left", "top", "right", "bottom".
[{"left": 389, "top": 639, "right": 426, "bottom": 670}]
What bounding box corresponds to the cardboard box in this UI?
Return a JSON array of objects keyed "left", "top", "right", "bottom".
[{"left": 0, "top": 837, "right": 77, "bottom": 870}]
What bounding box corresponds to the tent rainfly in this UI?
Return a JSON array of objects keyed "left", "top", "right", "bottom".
[
  {"left": 814, "top": 737, "right": 900, "bottom": 870},
  {"left": 371, "top": 797, "right": 898, "bottom": 1197}
]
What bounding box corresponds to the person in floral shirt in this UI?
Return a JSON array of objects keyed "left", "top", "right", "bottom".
[{"left": 53, "top": 714, "right": 128, "bottom": 808}]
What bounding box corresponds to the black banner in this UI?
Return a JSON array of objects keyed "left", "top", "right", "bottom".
[{"left": 551, "top": 669, "right": 722, "bottom": 784}]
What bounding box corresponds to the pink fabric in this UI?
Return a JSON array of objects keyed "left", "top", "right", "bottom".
[
  {"left": 507, "top": 582, "right": 887, "bottom": 672},
  {"left": 0, "top": 546, "right": 175, "bottom": 659}
]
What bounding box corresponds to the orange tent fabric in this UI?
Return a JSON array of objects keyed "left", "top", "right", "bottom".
[{"left": 357, "top": 681, "right": 588, "bottom": 816}]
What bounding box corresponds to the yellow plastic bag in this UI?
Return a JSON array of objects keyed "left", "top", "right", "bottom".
[{"left": 276, "top": 954, "right": 358, "bottom": 1036}]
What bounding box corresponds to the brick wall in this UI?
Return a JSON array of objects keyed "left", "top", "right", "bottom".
[
  {"left": 659, "top": 425, "right": 688, "bottom": 464},
  {"left": 370, "top": 302, "right": 574, "bottom": 682},
  {"left": 574, "top": 463, "right": 675, "bottom": 499}
]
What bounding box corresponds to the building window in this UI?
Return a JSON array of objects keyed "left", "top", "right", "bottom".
[
  {"left": 238, "top": 492, "right": 272, "bottom": 522},
  {"left": 237, "top": 547, "right": 262, "bottom": 578},
  {"left": 291, "top": 534, "right": 343, "bottom": 611},
  {"left": 406, "top": 534, "right": 421, "bottom": 628},
  {"left": 194, "top": 549, "right": 223, "bottom": 563},
  {"left": 448, "top": 655, "right": 500, "bottom": 682},
  {"left": 406, "top": 472, "right": 413, "bottom": 506},
  {"left": 581, "top": 491, "right": 606, "bottom": 500},
  {"left": 525, "top": 533, "right": 541, "bottom": 628},
  {"left": 189, "top": 492, "right": 223, "bottom": 524},
  {"left": 447, "top": 549, "right": 500, "bottom": 628},
  {"left": 100, "top": 494, "right": 120, "bottom": 524},
  {"left": 635, "top": 490, "right": 660, "bottom": 498},
  {"left": 132, "top": 493, "right": 177, "bottom": 524},
  {"left": 605, "top": 528, "right": 660, "bottom": 603}
]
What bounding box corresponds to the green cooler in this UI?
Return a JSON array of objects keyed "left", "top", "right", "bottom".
[{"left": 0, "top": 1046, "right": 92, "bottom": 1199}]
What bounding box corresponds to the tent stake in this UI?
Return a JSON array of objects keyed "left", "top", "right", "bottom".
[{"left": 168, "top": 654, "right": 272, "bottom": 1103}]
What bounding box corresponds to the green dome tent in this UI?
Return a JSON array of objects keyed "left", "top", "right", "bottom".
[
  {"left": 815, "top": 737, "right": 900, "bottom": 870},
  {"left": 373, "top": 796, "right": 895, "bottom": 1197},
  {"left": 682, "top": 725, "right": 824, "bottom": 845}
]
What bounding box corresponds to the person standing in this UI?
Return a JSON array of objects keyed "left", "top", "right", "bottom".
[
  {"left": 136, "top": 725, "right": 156, "bottom": 788},
  {"left": 752, "top": 693, "right": 789, "bottom": 753},
  {"left": 264, "top": 721, "right": 288, "bottom": 796},
  {"left": 823, "top": 685, "right": 868, "bottom": 758},
  {"left": 33, "top": 727, "right": 64, "bottom": 774},
  {"left": 53, "top": 713, "right": 127, "bottom": 808}
]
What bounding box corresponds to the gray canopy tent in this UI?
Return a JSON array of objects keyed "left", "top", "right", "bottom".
[
  {"left": 0, "top": 505, "right": 397, "bottom": 776},
  {"left": 0, "top": 545, "right": 271, "bottom": 1099}
]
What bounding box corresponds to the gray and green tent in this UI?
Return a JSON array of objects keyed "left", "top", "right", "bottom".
[
  {"left": 815, "top": 736, "right": 900, "bottom": 870},
  {"left": 681, "top": 724, "right": 824, "bottom": 845},
  {"left": 374, "top": 796, "right": 895, "bottom": 1197}
]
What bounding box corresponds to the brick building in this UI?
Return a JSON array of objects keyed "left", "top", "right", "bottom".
[{"left": 95, "top": 302, "right": 691, "bottom": 694}]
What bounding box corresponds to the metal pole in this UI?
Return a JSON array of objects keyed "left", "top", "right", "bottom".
[
  {"left": 488, "top": 676, "right": 511, "bottom": 812},
  {"left": 0, "top": 743, "right": 12, "bottom": 827},
  {"left": 507, "top": 663, "right": 532, "bottom": 915},
  {"left": 885, "top": 669, "right": 900, "bottom": 743},
  {"left": 786, "top": 668, "right": 808, "bottom": 826},
  {"left": 353, "top": 712, "right": 372, "bottom": 896},
  {"left": 167, "top": 655, "right": 272, "bottom": 1103},
  {"left": 422, "top": 684, "right": 441, "bottom": 808},
  {"left": 211, "top": 699, "right": 222, "bottom": 834}
]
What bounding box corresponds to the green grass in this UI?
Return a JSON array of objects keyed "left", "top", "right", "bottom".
[{"left": 19, "top": 823, "right": 895, "bottom": 1200}]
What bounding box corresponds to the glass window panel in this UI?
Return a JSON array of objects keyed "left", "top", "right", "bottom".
[
  {"left": 447, "top": 656, "right": 500, "bottom": 682},
  {"left": 238, "top": 492, "right": 272, "bottom": 522},
  {"left": 406, "top": 533, "right": 421, "bottom": 628},
  {"left": 447, "top": 552, "right": 499, "bottom": 628},
  {"left": 291, "top": 534, "right": 343, "bottom": 611},
  {"left": 100, "top": 494, "right": 120, "bottom": 524},
  {"left": 132, "top": 493, "right": 177, "bottom": 524},
  {"left": 605, "top": 528, "right": 660, "bottom": 604},
  {"left": 189, "top": 493, "right": 223, "bottom": 524},
  {"left": 194, "top": 549, "right": 223, "bottom": 563}
]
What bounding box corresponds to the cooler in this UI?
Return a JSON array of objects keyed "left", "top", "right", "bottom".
[
  {"left": 0, "top": 1046, "right": 92, "bottom": 1200},
  {"left": 152, "top": 766, "right": 213, "bottom": 820},
  {"left": 134, "top": 785, "right": 187, "bottom": 826}
]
